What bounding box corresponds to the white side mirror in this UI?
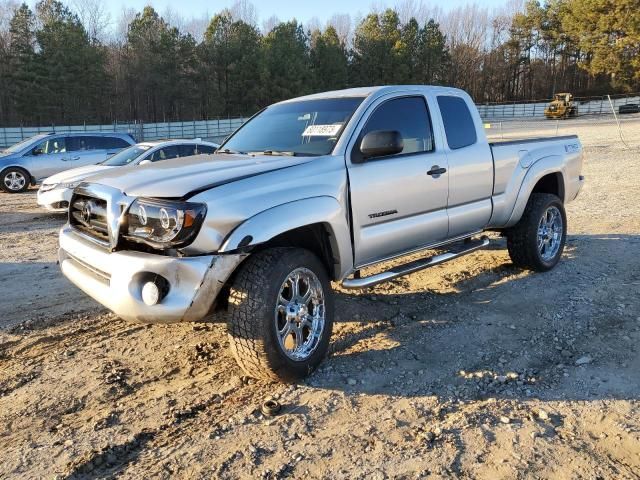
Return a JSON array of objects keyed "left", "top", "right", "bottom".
[{"left": 139, "top": 159, "right": 152, "bottom": 166}]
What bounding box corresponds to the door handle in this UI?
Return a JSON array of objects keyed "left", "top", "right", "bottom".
[
  {"left": 62, "top": 156, "right": 80, "bottom": 161},
  {"left": 427, "top": 165, "right": 447, "bottom": 176}
]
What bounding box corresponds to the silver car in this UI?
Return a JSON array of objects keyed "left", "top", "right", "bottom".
[
  {"left": 37, "top": 139, "right": 219, "bottom": 211},
  {"left": 0, "top": 132, "right": 135, "bottom": 193}
]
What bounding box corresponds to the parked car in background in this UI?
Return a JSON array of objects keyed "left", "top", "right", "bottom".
[
  {"left": 618, "top": 104, "right": 640, "bottom": 114},
  {"left": 37, "top": 139, "right": 219, "bottom": 212},
  {"left": 0, "top": 132, "right": 135, "bottom": 193}
]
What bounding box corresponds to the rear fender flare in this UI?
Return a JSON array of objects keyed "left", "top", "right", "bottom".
[{"left": 505, "top": 155, "right": 565, "bottom": 227}]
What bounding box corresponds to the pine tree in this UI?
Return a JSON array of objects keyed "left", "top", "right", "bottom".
[
  {"left": 419, "top": 19, "right": 449, "bottom": 85},
  {"left": 309, "top": 26, "right": 348, "bottom": 92},
  {"left": 7, "top": 3, "right": 36, "bottom": 123},
  {"left": 261, "top": 21, "right": 310, "bottom": 104}
]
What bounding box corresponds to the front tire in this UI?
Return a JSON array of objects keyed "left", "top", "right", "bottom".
[
  {"left": 1, "top": 167, "right": 30, "bottom": 193},
  {"left": 226, "top": 247, "right": 334, "bottom": 382},
  {"left": 506, "top": 193, "right": 567, "bottom": 272}
]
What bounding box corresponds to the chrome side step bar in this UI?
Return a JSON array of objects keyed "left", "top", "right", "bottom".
[{"left": 342, "top": 236, "right": 490, "bottom": 289}]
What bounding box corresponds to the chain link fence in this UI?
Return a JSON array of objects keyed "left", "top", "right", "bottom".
[
  {"left": 478, "top": 92, "right": 640, "bottom": 120},
  {"left": 2, "top": 91, "right": 639, "bottom": 149},
  {"left": 0, "top": 117, "right": 247, "bottom": 149}
]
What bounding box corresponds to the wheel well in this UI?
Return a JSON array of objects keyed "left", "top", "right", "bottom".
[
  {"left": 532, "top": 172, "right": 564, "bottom": 202},
  {"left": 211, "top": 223, "right": 340, "bottom": 318},
  {"left": 254, "top": 223, "right": 340, "bottom": 280}
]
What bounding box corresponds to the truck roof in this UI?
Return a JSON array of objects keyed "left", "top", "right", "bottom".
[{"left": 278, "top": 85, "right": 469, "bottom": 104}]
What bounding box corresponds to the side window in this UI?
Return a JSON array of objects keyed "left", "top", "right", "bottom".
[
  {"left": 196, "top": 144, "right": 217, "bottom": 154},
  {"left": 360, "top": 96, "right": 434, "bottom": 157},
  {"left": 178, "top": 144, "right": 198, "bottom": 157},
  {"left": 67, "top": 136, "right": 90, "bottom": 151},
  {"left": 150, "top": 145, "right": 181, "bottom": 162},
  {"left": 35, "top": 137, "right": 66, "bottom": 154},
  {"left": 87, "top": 136, "right": 108, "bottom": 149},
  {"left": 436, "top": 96, "right": 477, "bottom": 150},
  {"left": 102, "top": 137, "right": 131, "bottom": 149}
]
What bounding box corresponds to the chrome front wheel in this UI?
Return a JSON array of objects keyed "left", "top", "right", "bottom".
[
  {"left": 275, "top": 267, "right": 326, "bottom": 361},
  {"left": 227, "top": 247, "right": 334, "bottom": 381}
]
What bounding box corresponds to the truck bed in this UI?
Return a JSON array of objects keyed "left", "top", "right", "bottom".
[{"left": 489, "top": 134, "right": 578, "bottom": 147}]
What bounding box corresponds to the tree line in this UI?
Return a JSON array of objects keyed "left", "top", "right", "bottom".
[{"left": 0, "top": 0, "right": 637, "bottom": 127}]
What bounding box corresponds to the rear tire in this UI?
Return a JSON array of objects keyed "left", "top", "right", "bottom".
[
  {"left": 1, "top": 167, "right": 30, "bottom": 193},
  {"left": 506, "top": 193, "right": 567, "bottom": 272},
  {"left": 226, "top": 247, "right": 334, "bottom": 382}
]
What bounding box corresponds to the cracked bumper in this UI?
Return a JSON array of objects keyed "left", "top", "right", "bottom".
[{"left": 59, "top": 225, "right": 245, "bottom": 323}]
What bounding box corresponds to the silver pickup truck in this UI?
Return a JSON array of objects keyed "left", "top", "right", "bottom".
[{"left": 58, "top": 86, "right": 584, "bottom": 381}]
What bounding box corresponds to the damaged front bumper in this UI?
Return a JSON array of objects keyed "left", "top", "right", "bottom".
[{"left": 58, "top": 225, "right": 246, "bottom": 323}]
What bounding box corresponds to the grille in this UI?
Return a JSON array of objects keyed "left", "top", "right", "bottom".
[{"left": 69, "top": 194, "right": 110, "bottom": 244}]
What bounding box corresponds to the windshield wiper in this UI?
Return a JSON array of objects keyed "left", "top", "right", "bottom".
[
  {"left": 249, "top": 150, "right": 322, "bottom": 157},
  {"left": 216, "top": 148, "right": 245, "bottom": 155}
]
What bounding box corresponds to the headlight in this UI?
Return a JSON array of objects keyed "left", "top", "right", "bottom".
[
  {"left": 125, "top": 198, "right": 206, "bottom": 249},
  {"left": 39, "top": 183, "right": 57, "bottom": 192},
  {"left": 40, "top": 182, "right": 79, "bottom": 192}
]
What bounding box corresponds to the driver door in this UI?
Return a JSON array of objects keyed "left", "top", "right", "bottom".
[
  {"left": 25, "top": 136, "right": 69, "bottom": 181},
  {"left": 347, "top": 96, "right": 450, "bottom": 267}
]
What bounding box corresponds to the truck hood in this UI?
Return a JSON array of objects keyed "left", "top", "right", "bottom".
[
  {"left": 85, "top": 153, "right": 313, "bottom": 198},
  {"left": 43, "top": 165, "right": 115, "bottom": 185}
]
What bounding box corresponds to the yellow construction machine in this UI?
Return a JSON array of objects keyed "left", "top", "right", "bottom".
[{"left": 544, "top": 93, "right": 577, "bottom": 119}]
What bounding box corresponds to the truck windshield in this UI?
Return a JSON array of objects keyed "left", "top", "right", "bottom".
[
  {"left": 101, "top": 145, "right": 151, "bottom": 166},
  {"left": 220, "top": 97, "right": 365, "bottom": 156}
]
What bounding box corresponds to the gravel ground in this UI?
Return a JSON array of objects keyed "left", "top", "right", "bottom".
[{"left": 1, "top": 120, "right": 639, "bottom": 479}]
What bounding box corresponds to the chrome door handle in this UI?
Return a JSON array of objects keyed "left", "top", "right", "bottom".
[
  {"left": 427, "top": 165, "right": 447, "bottom": 176},
  {"left": 62, "top": 156, "right": 80, "bottom": 161}
]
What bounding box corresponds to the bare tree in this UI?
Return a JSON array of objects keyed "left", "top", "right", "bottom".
[
  {"left": 327, "top": 13, "right": 352, "bottom": 46},
  {"left": 71, "top": 0, "right": 111, "bottom": 43},
  {"left": 230, "top": 0, "right": 258, "bottom": 26},
  {"left": 162, "top": 6, "right": 186, "bottom": 32},
  {"left": 115, "top": 7, "right": 136, "bottom": 45},
  {"left": 395, "top": 0, "right": 430, "bottom": 25},
  {"left": 0, "top": 0, "right": 17, "bottom": 42},
  {"left": 262, "top": 15, "right": 280, "bottom": 34},
  {"left": 183, "top": 14, "right": 210, "bottom": 42},
  {"left": 306, "top": 16, "right": 322, "bottom": 35}
]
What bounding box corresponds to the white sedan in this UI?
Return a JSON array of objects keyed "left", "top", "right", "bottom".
[{"left": 37, "top": 139, "right": 219, "bottom": 212}]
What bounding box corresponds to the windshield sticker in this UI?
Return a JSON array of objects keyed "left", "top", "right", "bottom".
[{"left": 302, "top": 124, "right": 342, "bottom": 137}]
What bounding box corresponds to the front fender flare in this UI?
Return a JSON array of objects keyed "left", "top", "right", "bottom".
[{"left": 218, "top": 196, "right": 353, "bottom": 279}]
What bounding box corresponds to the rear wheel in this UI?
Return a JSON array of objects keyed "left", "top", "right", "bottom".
[
  {"left": 1, "top": 167, "right": 30, "bottom": 193},
  {"left": 506, "top": 193, "right": 567, "bottom": 272},
  {"left": 226, "top": 247, "right": 334, "bottom": 382}
]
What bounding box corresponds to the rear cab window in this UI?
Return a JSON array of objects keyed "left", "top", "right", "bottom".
[{"left": 437, "top": 96, "right": 477, "bottom": 149}]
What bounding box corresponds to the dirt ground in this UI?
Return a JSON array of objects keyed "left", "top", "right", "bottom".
[{"left": 1, "top": 120, "right": 639, "bottom": 479}]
